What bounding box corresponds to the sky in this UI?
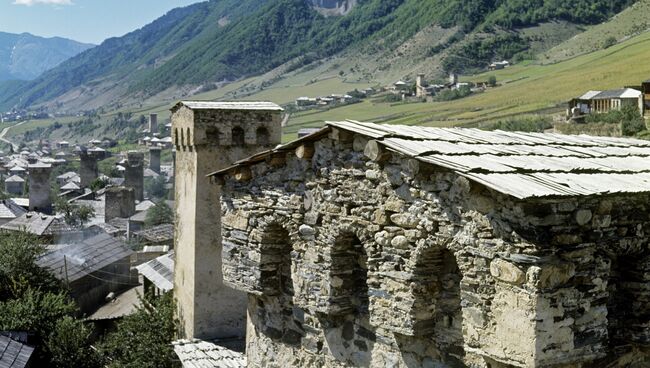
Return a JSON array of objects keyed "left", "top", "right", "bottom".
[{"left": 0, "top": 0, "right": 205, "bottom": 44}]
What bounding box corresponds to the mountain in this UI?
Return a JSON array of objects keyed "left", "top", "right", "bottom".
[
  {"left": 0, "top": 0, "right": 636, "bottom": 112},
  {"left": 0, "top": 32, "right": 93, "bottom": 81}
]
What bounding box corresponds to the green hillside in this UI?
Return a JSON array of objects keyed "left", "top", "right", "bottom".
[
  {"left": 0, "top": 0, "right": 634, "bottom": 113},
  {"left": 7, "top": 25, "right": 650, "bottom": 145}
]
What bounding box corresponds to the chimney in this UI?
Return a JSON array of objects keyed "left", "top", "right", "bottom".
[
  {"left": 28, "top": 163, "right": 52, "bottom": 213},
  {"left": 104, "top": 186, "right": 136, "bottom": 222},
  {"left": 171, "top": 101, "right": 282, "bottom": 340},
  {"left": 149, "top": 113, "right": 158, "bottom": 134},
  {"left": 149, "top": 147, "right": 161, "bottom": 174},
  {"left": 124, "top": 151, "right": 144, "bottom": 201},
  {"left": 79, "top": 152, "right": 99, "bottom": 188}
]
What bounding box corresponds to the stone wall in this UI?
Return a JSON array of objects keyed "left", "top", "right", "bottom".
[{"left": 219, "top": 131, "right": 650, "bottom": 367}]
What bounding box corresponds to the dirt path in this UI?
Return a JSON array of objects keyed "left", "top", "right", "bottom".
[{"left": 0, "top": 121, "right": 26, "bottom": 152}]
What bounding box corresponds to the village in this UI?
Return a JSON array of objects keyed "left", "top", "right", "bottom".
[{"left": 1, "top": 82, "right": 650, "bottom": 367}]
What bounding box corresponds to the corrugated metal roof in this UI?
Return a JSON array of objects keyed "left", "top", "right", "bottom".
[
  {"left": 592, "top": 88, "right": 641, "bottom": 99},
  {"left": 135, "top": 251, "right": 174, "bottom": 292},
  {"left": 173, "top": 339, "right": 246, "bottom": 368},
  {"left": 173, "top": 101, "right": 283, "bottom": 112},
  {"left": 209, "top": 120, "right": 650, "bottom": 199},
  {"left": 0, "top": 335, "right": 34, "bottom": 368},
  {"left": 36, "top": 233, "right": 133, "bottom": 283}
]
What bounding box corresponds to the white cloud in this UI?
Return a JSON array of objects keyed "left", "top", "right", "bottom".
[{"left": 13, "top": 0, "right": 73, "bottom": 5}]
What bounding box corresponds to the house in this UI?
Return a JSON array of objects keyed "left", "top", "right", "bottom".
[
  {"left": 133, "top": 223, "right": 174, "bottom": 247},
  {"left": 489, "top": 60, "right": 510, "bottom": 70},
  {"left": 4, "top": 175, "right": 25, "bottom": 195},
  {"left": 205, "top": 118, "right": 650, "bottom": 367},
  {"left": 36, "top": 233, "right": 136, "bottom": 314},
  {"left": 295, "top": 97, "right": 318, "bottom": 107},
  {"left": 568, "top": 88, "right": 644, "bottom": 118},
  {"left": 1, "top": 212, "right": 82, "bottom": 243},
  {"left": 0, "top": 200, "right": 27, "bottom": 226}
]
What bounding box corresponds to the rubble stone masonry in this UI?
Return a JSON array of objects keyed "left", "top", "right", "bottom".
[{"left": 219, "top": 134, "right": 650, "bottom": 367}]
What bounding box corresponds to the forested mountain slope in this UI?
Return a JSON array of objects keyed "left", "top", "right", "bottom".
[
  {"left": 0, "top": 32, "right": 92, "bottom": 81},
  {"left": 0, "top": 0, "right": 635, "bottom": 112}
]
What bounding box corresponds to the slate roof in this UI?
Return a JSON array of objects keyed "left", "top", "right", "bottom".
[
  {"left": 135, "top": 251, "right": 174, "bottom": 292},
  {"left": 134, "top": 224, "right": 174, "bottom": 243},
  {"left": 0, "top": 201, "right": 27, "bottom": 220},
  {"left": 173, "top": 339, "right": 246, "bottom": 368},
  {"left": 210, "top": 120, "right": 650, "bottom": 200},
  {"left": 0, "top": 335, "right": 34, "bottom": 368},
  {"left": 172, "top": 101, "right": 283, "bottom": 112},
  {"left": 0, "top": 212, "right": 74, "bottom": 236},
  {"left": 36, "top": 233, "right": 133, "bottom": 283},
  {"left": 4, "top": 175, "right": 24, "bottom": 183}
]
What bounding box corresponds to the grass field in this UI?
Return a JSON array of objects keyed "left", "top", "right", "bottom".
[{"left": 278, "top": 29, "right": 650, "bottom": 140}]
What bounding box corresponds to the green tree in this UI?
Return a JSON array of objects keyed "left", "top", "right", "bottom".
[
  {"left": 145, "top": 175, "right": 167, "bottom": 199},
  {"left": 487, "top": 75, "right": 497, "bottom": 87},
  {"left": 0, "top": 230, "right": 58, "bottom": 299},
  {"left": 98, "top": 292, "right": 179, "bottom": 368},
  {"left": 144, "top": 201, "right": 173, "bottom": 227},
  {"left": 48, "top": 317, "right": 101, "bottom": 368},
  {"left": 54, "top": 198, "right": 96, "bottom": 227}
]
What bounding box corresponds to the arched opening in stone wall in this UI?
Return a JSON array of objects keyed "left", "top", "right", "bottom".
[
  {"left": 330, "top": 233, "right": 369, "bottom": 315},
  {"left": 205, "top": 126, "right": 220, "bottom": 145},
  {"left": 256, "top": 223, "right": 304, "bottom": 346},
  {"left": 324, "top": 233, "right": 374, "bottom": 366},
  {"left": 606, "top": 254, "right": 649, "bottom": 349},
  {"left": 232, "top": 127, "right": 245, "bottom": 146},
  {"left": 174, "top": 128, "right": 179, "bottom": 146},
  {"left": 406, "top": 246, "right": 464, "bottom": 364},
  {"left": 185, "top": 128, "right": 191, "bottom": 145},
  {"left": 256, "top": 126, "right": 270, "bottom": 146}
]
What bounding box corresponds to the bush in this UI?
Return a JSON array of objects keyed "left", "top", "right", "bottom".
[
  {"left": 145, "top": 201, "right": 173, "bottom": 227},
  {"left": 98, "top": 292, "right": 179, "bottom": 368},
  {"left": 487, "top": 75, "right": 497, "bottom": 87},
  {"left": 585, "top": 105, "right": 646, "bottom": 136},
  {"left": 435, "top": 85, "right": 472, "bottom": 102},
  {"left": 602, "top": 36, "right": 617, "bottom": 49},
  {"left": 481, "top": 116, "right": 552, "bottom": 132},
  {"left": 47, "top": 317, "right": 101, "bottom": 368}
]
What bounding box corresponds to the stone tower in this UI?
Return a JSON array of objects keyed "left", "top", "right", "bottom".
[
  {"left": 28, "top": 163, "right": 52, "bottom": 213},
  {"left": 105, "top": 186, "right": 136, "bottom": 222},
  {"left": 79, "top": 152, "right": 99, "bottom": 188},
  {"left": 149, "top": 113, "right": 158, "bottom": 134},
  {"left": 124, "top": 151, "right": 144, "bottom": 201},
  {"left": 149, "top": 147, "right": 161, "bottom": 174},
  {"left": 171, "top": 101, "right": 283, "bottom": 340}
]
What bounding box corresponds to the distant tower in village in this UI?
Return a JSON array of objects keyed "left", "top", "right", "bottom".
[
  {"left": 449, "top": 72, "right": 458, "bottom": 85},
  {"left": 149, "top": 113, "right": 158, "bottom": 134},
  {"left": 79, "top": 151, "right": 99, "bottom": 188},
  {"left": 28, "top": 163, "right": 52, "bottom": 213},
  {"left": 416, "top": 73, "right": 427, "bottom": 98},
  {"left": 149, "top": 147, "right": 161, "bottom": 174},
  {"left": 124, "top": 151, "right": 144, "bottom": 201},
  {"left": 171, "top": 101, "right": 283, "bottom": 340}
]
